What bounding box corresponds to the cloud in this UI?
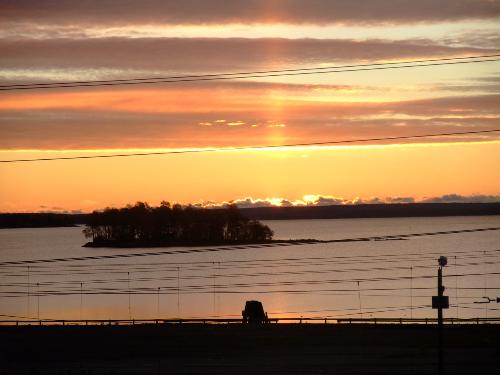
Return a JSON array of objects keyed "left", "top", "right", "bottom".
[
  {"left": 37, "top": 205, "right": 83, "bottom": 214},
  {"left": 441, "top": 31, "right": 500, "bottom": 49},
  {"left": 421, "top": 194, "right": 500, "bottom": 203},
  {"left": 385, "top": 197, "right": 416, "bottom": 204},
  {"left": 232, "top": 198, "right": 275, "bottom": 208},
  {"left": 2, "top": 1, "right": 499, "bottom": 26},
  {"left": 0, "top": 88, "right": 499, "bottom": 149},
  {"left": 201, "top": 194, "right": 499, "bottom": 208},
  {"left": 2, "top": 37, "right": 497, "bottom": 77},
  {"left": 302, "top": 195, "right": 347, "bottom": 206}
]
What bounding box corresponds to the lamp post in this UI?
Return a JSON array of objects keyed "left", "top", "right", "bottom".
[{"left": 432, "top": 256, "right": 449, "bottom": 375}]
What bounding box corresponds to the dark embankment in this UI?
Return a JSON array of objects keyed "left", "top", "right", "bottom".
[
  {"left": 0, "top": 213, "right": 84, "bottom": 228},
  {"left": 1, "top": 324, "right": 499, "bottom": 374},
  {"left": 2, "top": 203, "right": 499, "bottom": 229},
  {"left": 241, "top": 202, "right": 500, "bottom": 220}
]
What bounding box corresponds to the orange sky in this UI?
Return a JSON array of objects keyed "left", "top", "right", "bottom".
[
  {"left": 1, "top": 141, "right": 499, "bottom": 212},
  {"left": 1, "top": 1, "right": 499, "bottom": 211}
]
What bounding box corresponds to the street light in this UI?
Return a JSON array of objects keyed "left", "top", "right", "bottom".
[{"left": 433, "top": 256, "right": 449, "bottom": 375}]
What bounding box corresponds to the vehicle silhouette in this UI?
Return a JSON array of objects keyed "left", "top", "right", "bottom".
[{"left": 242, "top": 300, "right": 269, "bottom": 324}]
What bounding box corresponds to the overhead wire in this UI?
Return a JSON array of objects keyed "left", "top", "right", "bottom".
[
  {"left": 2, "top": 248, "right": 497, "bottom": 271},
  {"left": 1, "top": 129, "right": 499, "bottom": 164},
  {"left": 3, "top": 259, "right": 499, "bottom": 288},
  {"left": 1, "top": 228, "right": 499, "bottom": 265},
  {"left": 3, "top": 286, "right": 499, "bottom": 298},
  {"left": 2, "top": 271, "right": 499, "bottom": 297},
  {"left": 1, "top": 247, "right": 496, "bottom": 271},
  {"left": 1, "top": 54, "right": 499, "bottom": 91}
]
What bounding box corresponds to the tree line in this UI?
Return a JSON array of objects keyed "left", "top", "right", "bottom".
[{"left": 83, "top": 202, "right": 274, "bottom": 246}]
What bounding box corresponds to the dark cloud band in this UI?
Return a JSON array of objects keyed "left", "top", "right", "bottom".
[
  {"left": 2, "top": 37, "right": 497, "bottom": 79},
  {"left": 2, "top": 0, "right": 499, "bottom": 25}
]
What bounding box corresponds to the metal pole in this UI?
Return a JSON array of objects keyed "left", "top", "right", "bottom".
[
  {"left": 438, "top": 265, "right": 444, "bottom": 375},
  {"left": 410, "top": 266, "right": 413, "bottom": 319},
  {"left": 483, "top": 251, "right": 487, "bottom": 319},
  {"left": 37, "top": 282, "right": 40, "bottom": 320},
  {"left": 454, "top": 256, "right": 458, "bottom": 319},
  {"left": 177, "top": 267, "right": 180, "bottom": 318},
  {"left": 217, "top": 262, "right": 220, "bottom": 317},
  {"left": 357, "top": 281, "right": 363, "bottom": 318},
  {"left": 213, "top": 262, "right": 216, "bottom": 318},
  {"left": 127, "top": 272, "right": 131, "bottom": 320},
  {"left": 80, "top": 282, "right": 83, "bottom": 320},
  {"left": 27, "top": 266, "right": 30, "bottom": 318},
  {"left": 438, "top": 267, "right": 443, "bottom": 326},
  {"left": 157, "top": 287, "right": 160, "bottom": 317}
]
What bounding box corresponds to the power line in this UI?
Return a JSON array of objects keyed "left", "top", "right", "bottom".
[
  {"left": 2, "top": 247, "right": 496, "bottom": 270},
  {"left": 4, "top": 259, "right": 498, "bottom": 288},
  {"left": 1, "top": 228, "right": 499, "bottom": 265},
  {"left": 2, "top": 269, "right": 499, "bottom": 294},
  {"left": 1, "top": 54, "right": 499, "bottom": 91},
  {"left": 2, "top": 286, "right": 499, "bottom": 298},
  {"left": 1, "top": 129, "right": 499, "bottom": 164},
  {"left": 2, "top": 248, "right": 496, "bottom": 272},
  {"left": 3, "top": 252, "right": 498, "bottom": 281}
]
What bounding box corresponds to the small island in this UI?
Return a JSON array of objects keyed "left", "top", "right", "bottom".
[{"left": 83, "top": 201, "right": 274, "bottom": 247}]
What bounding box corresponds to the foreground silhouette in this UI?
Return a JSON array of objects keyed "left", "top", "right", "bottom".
[
  {"left": 2, "top": 324, "right": 499, "bottom": 374},
  {"left": 83, "top": 202, "right": 273, "bottom": 247},
  {"left": 242, "top": 300, "right": 269, "bottom": 324}
]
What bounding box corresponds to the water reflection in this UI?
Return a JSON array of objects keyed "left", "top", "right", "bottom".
[{"left": 0, "top": 216, "right": 499, "bottom": 321}]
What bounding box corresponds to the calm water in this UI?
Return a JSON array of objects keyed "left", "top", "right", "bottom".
[{"left": 0, "top": 216, "right": 499, "bottom": 321}]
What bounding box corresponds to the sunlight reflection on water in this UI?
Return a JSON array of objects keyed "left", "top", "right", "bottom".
[{"left": 0, "top": 216, "right": 499, "bottom": 321}]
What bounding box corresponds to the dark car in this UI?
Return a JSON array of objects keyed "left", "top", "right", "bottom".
[{"left": 242, "top": 300, "right": 269, "bottom": 323}]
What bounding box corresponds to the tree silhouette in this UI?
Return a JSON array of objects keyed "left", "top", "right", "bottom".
[{"left": 83, "top": 202, "right": 274, "bottom": 246}]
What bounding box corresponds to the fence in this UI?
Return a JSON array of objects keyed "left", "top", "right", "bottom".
[{"left": 1, "top": 317, "right": 499, "bottom": 326}]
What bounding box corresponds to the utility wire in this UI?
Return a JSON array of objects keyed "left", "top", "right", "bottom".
[
  {"left": 2, "top": 286, "right": 499, "bottom": 298},
  {"left": 3, "top": 252, "right": 498, "bottom": 280},
  {"left": 2, "top": 271, "right": 499, "bottom": 295},
  {"left": 2, "top": 248, "right": 497, "bottom": 271},
  {"left": 4, "top": 259, "right": 498, "bottom": 288},
  {"left": 1, "top": 129, "right": 499, "bottom": 164},
  {"left": 2, "top": 247, "right": 496, "bottom": 269},
  {"left": 1, "top": 228, "right": 499, "bottom": 265},
  {"left": 1, "top": 54, "right": 499, "bottom": 91}
]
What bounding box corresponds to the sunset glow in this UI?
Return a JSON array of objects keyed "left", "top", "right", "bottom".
[{"left": 1, "top": 0, "right": 499, "bottom": 212}]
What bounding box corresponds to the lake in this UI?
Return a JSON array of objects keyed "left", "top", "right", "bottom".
[{"left": 0, "top": 216, "right": 499, "bottom": 321}]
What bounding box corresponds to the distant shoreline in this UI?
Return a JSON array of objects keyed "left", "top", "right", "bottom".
[
  {"left": 239, "top": 202, "right": 500, "bottom": 220},
  {"left": 83, "top": 226, "right": 500, "bottom": 248},
  {"left": 1, "top": 202, "right": 499, "bottom": 229},
  {"left": 82, "top": 239, "right": 319, "bottom": 248}
]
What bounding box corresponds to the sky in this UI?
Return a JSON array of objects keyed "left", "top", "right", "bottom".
[{"left": 0, "top": 0, "right": 499, "bottom": 212}]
